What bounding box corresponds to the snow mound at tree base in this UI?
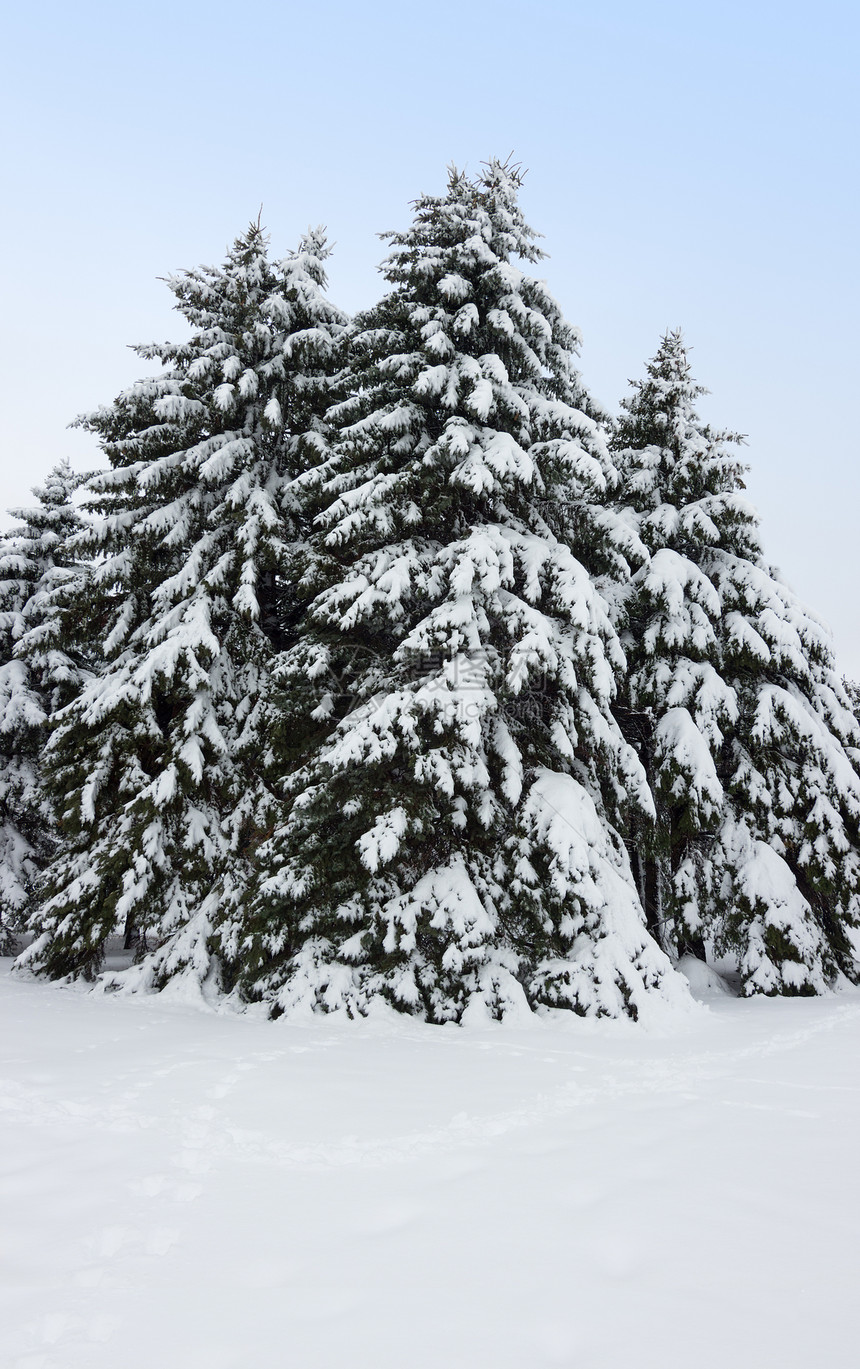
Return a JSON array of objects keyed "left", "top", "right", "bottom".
[{"left": 677, "top": 953, "right": 736, "bottom": 999}]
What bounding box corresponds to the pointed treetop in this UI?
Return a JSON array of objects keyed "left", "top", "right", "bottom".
[
  {"left": 614, "top": 329, "right": 750, "bottom": 519},
  {"left": 381, "top": 156, "right": 545, "bottom": 290},
  {"left": 619, "top": 329, "right": 708, "bottom": 445},
  {"left": 472, "top": 155, "right": 543, "bottom": 264},
  {"left": 288, "top": 225, "right": 336, "bottom": 291}
]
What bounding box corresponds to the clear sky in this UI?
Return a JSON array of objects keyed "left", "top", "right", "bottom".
[{"left": 2, "top": 0, "right": 858, "bottom": 671}]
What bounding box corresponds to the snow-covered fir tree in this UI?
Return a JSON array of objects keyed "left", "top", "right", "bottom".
[
  {"left": 614, "top": 330, "right": 860, "bottom": 993},
  {"left": 611, "top": 331, "right": 751, "bottom": 951},
  {"left": 0, "top": 461, "right": 88, "bottom": 950},
  {"left": 843, "top": 678, "right": 860, "bottom": 743},
  {"left": 19, "top": 222, "right": 345, "bottom": 988},
  {"left": 243, "top": 162, "right": 690, "bottom": 1022}
]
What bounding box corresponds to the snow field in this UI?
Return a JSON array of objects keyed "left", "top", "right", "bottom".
[{"left": 2, "top": 967, "right": 859, "bottom": 1368}]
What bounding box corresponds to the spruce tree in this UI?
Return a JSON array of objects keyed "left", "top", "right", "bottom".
[
  {"left": 614, "top": 331, "right": 860, "bottom": 993},
  {"left": 243, "top": 162, "right": 689, "bottom": 1022},
  {"left": 19, "top": 223, "right": 345, "bottom": 988},
  {"left": 0, "top": 461, "right": 88, "bottom": 950},
  {"left": 843, "top": 677, "right": 860, "bottom": 744}
]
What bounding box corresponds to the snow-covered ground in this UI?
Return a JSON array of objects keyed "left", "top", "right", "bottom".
[{"left": 2, "top": 965, "right": 859, "bottom": 1369}]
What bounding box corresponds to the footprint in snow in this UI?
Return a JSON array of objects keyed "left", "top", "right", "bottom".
[{"left": 130, "top": 1173, "right": 202, "bottom": 1202}]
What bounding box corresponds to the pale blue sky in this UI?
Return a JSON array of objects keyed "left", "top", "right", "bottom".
[{"left": 2, "top": 0, "right": 858, "bottom": 670}]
